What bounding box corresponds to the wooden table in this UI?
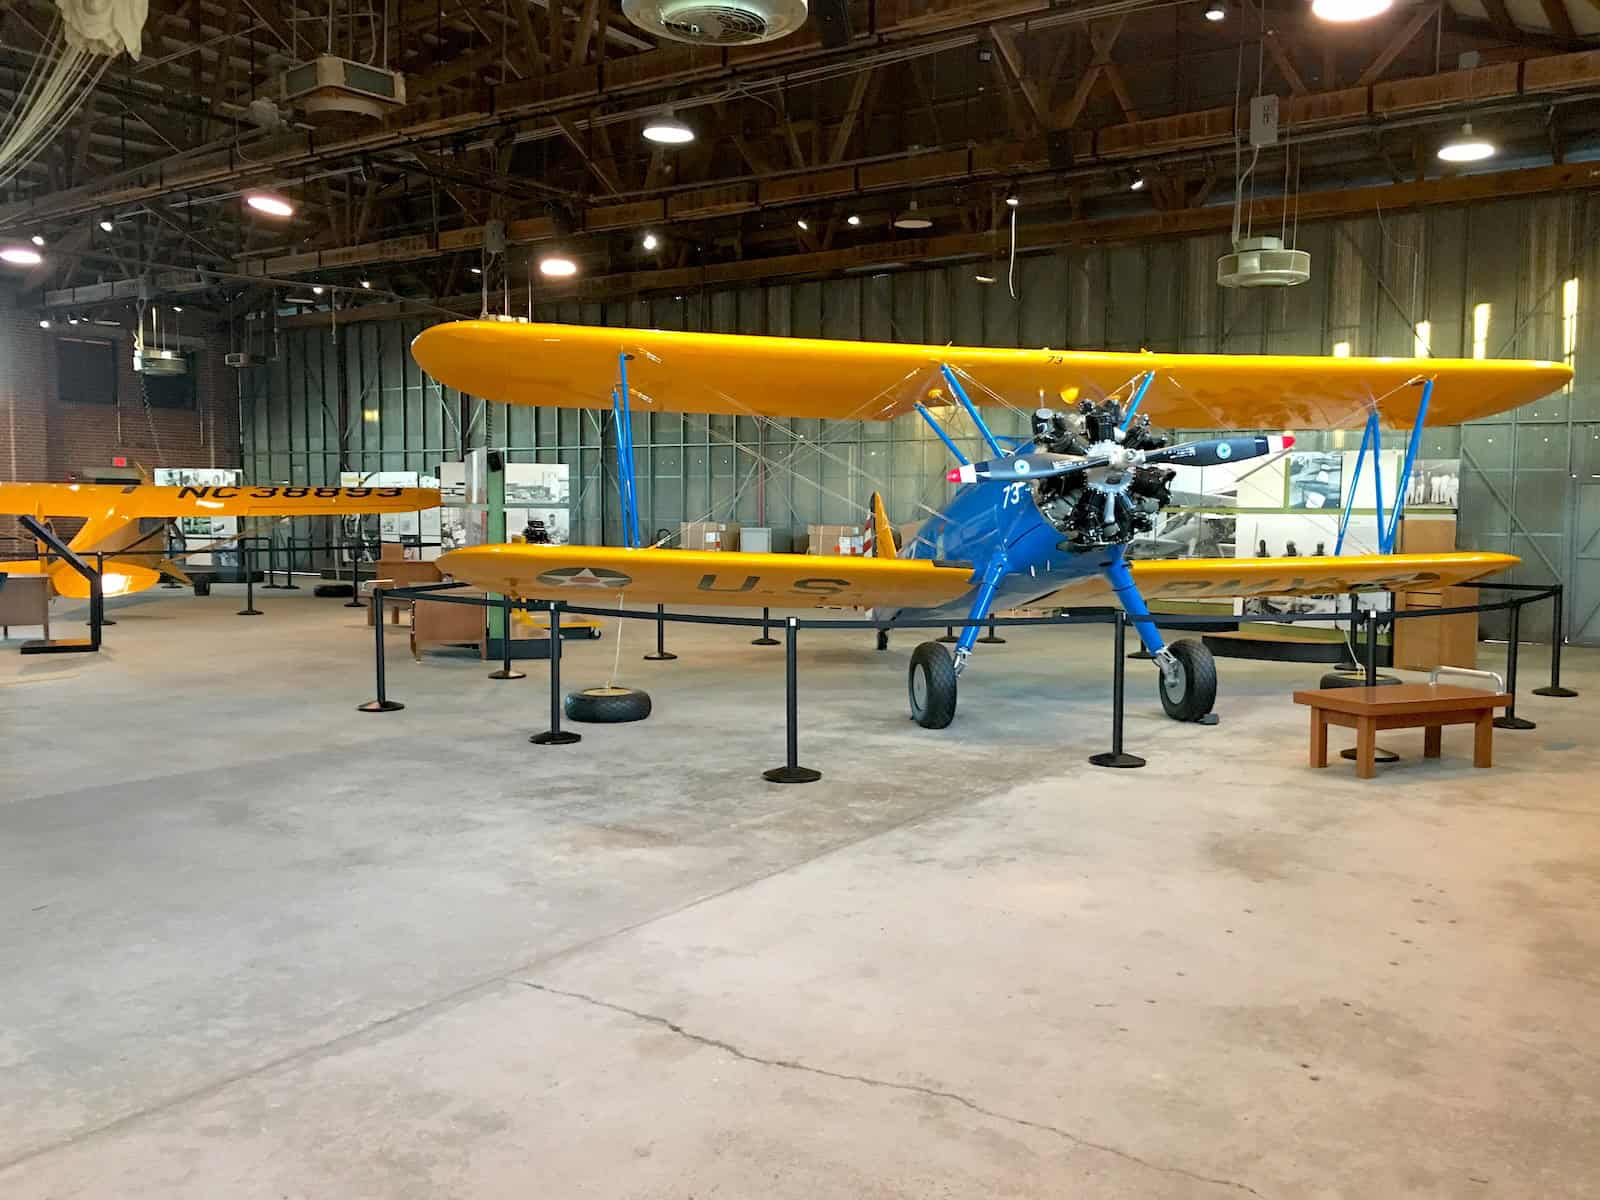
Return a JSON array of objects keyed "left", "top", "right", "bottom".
[{"left": 1292, "top": 684, "right": 1511, "bottom": 779}]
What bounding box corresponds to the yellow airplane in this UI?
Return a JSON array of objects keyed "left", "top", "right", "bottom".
[
  {"left": 411, "top": 321, "right": 1568, "bottom": 728},
  {"left": 0, "top": 482, "right": 441, "bottom": 599}
]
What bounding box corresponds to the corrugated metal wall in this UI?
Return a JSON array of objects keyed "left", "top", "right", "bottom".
[{"left": 241, "top": 191, "right": 1600, "bottom": 642}]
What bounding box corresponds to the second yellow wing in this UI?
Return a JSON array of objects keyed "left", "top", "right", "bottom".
[{"left": 437, "top": 543, "right": 974, "bottom": 609}]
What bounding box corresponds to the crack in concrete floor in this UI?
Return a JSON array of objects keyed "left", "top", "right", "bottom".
[{"left": 518, "top": 980, "right": 1267, "bottom": 1199}]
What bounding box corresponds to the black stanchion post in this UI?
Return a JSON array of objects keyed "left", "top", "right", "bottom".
[
  {"left": 937, "top": 625, "right": 960, "bottom": 644},
  {"left": 281, "top": 528, "right": 301, "bottom": 589},
  {"left": 358, "top": 586, "right": 405, "bottom": 712},
  {"left": 92, "top": 552, "right": 116, "bottom": 625},
  {"left": 344, "top": 534, "right": 364, "bottom": 607},
  {"left": 488, "top": 594, "right": 526, "bottom": 679},
  {"left": 263, "top": 527, "right": 285, "bottom": 588},
  {"left": 1495, "top": 599, "right": 1537, "bottom": 730},
  {"left": 1090, "top": 612, "right": 1146, "bottom": 768},
  {"left": 531, "top": 601, "right": 582, "bottom": 745},
  {"left": 977, "top": 619, "right": 1007, "bottom": 645},
  {"left": 1363, "top": 607, "right": 1378, "bottom": 685},
  {"left": 645, "top": 603, "right": 679, "bottom": 660},
  {"left": 1533, "top": 585, "right": 1578, "bottom": 698},
  {"left": 237, "top": 538, "right": 262, "bottom": 616},
  {"left": 751, "top": 606, "right": 779, "bottom": 647},
  {"left": 763, "top": 617, "right": 821, "bottom": 784}
]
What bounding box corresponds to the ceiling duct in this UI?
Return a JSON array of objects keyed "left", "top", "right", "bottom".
[{"left": 622, "top": 0, "right": 808, "bottom": 45}]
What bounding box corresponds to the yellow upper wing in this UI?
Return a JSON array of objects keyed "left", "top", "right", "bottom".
[
  {"left": 411, "top": 321, "right": 1570, "bottom": 430},
  {"left": 437, "top": 544, "right": 974, "bottom": 608},
  {"left": 0, "top": 482, "right": 441, "bottom": 521}
]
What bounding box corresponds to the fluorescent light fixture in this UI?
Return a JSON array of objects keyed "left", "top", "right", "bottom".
[
  {"left": 245, "top": 192, "right": 295, "bottom": 217},
  {"left": 311, "top": 285, "right": 324, "bottom": 295},
  {"left": 796, "top": 218, "right": 809, "bottom": 231},
  {"left": 1204, "top": 0, "right": 1226, "bottom": 18},
  {"left": 893, "top": 200, "right": 932, "bottom": 231},
  {"left": 286, "top": 295, "right": 317, "bottom": 304},
  {"left": 39, "top": 318, "right": 51, "bottom": 328},
  {"left": 470, "top": 266, "right": 482, "bottom": 275},
  {"left": 642, "top": 232, "right": 659, "bottom": 250},
  {"left": 975, "top": 271, "right": 997, "bottom": 284},
  {"left": 1004, "top": 188, "right": 1020, "bottom": 208},
  {"left": 171, "top": 305, "right": 183, "bottom": 313},
  {"left": 1472, "top": 302, "right": 1491, "bottom": 359},
  {"left": 1311, "top": 0, "right": 1391, "bottom": 19},
  {"left": 1437, "top": 122, "right": 1495, "bottom": 163},
  {"left": 361, "top": 279, "right": 372, "bottom": 289},
  {"left": 0, "top": 245, "right": 42, "bottom": 266},
  {"left": 98, "top": 218, "right": 114, "bottom": 232},
  {"left": 539, "top": 255, "right": 578, "bottom": 277},
  {"left": 30, "top": 234, "right": 45, "bottom": 246},
  {"left": 1130, "top": 173, "right": 1146, "bottom": 191},
  {"left": 846, "top": 214, "right": 861, "bottom": 226},
  {"left": 642, "top": 114, "right": 694, "bottom": 145},
  {"left": 1332, "top": 341, "right": 1352, "bottom": 358}
]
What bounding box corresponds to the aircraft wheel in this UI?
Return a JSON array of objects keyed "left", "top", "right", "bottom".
[
  {"left": 909, "top": 641, "right": 957, "bottom": 729},
  {"left": 1157, "top": 638, "right": 1217, "bottom": 722},
  {"left": 565, "top": 686, "right": 651, "bottom": 723}
]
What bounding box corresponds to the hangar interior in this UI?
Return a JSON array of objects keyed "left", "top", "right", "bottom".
[{"left": 3, "top": 0, "right": 1600, "bottom": 1194}]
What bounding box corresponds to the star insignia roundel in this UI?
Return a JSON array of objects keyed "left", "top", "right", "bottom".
[{"left": 536, "top": 566, "right": 633, "bottom": 589}]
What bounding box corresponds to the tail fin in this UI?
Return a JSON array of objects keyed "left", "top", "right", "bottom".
[{"left": 866, "top": 491, "right": 899, "bottom": 559}]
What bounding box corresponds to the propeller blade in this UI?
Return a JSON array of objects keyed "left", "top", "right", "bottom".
[
  {"left": 948, "top": 452, "right": 1107, "bottom": 485},
  {"left": 1143, "top": 434, "right": 1293, "bottom": 468}
]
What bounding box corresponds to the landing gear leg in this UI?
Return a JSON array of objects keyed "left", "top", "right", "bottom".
[
  {"left": 1101, "top": 547, "right": 1218, "bottom": 724},
  {"left": 909, "top": 563, "right": 1005, "bottom": 730}
]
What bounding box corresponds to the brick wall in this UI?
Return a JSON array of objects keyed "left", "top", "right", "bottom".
[{"left": 0, "top": 300, "right": 240, "bottom": 545}]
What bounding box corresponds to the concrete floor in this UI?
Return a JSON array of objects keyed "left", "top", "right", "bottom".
[{"left": 3, "top": 586, "right": 1599, "bottom": 1197}]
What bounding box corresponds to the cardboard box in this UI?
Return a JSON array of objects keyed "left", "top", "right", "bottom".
[
  {"left": 807, "top": 523, "right": 863, "bottom": 555},
  {"left": 680, "top": 521, "right": 740, "bottom": 551}
]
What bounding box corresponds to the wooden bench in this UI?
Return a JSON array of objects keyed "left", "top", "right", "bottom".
[{"left": 1292, "top": 684, "right": 1511, "bottom": 779}]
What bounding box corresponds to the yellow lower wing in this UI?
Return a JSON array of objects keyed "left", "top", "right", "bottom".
[
  {"left": 436, "top": 544, "right": 974, "bottom": 609},
  {"left": 1038, "top": 552, "right": 1518, "bottom": 606}
]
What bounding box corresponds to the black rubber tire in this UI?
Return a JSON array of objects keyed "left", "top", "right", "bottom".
[
  {"left": 1318, "top": 671, "right": 1401, "bottom": 689},
  {"left": 908, "top": 641, "right": 958, "bottom": 729},
  {"left": 564, "top": 686, "right": 651, "bottom": 723},
  {"left": 1158, "top": 638, "right": 1218, "bottom": 722}
]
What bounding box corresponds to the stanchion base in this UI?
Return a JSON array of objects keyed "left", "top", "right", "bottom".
[
  {"left": 237, "top": 609, "right": 263, "bottom": 617},
  {"left": 763, "top": 765, "right": 822, "bottom": 784},
  {"left": 1493, "top": 715, "right": 1537, "bottom": 730},
  {"left": 263, "top": 583, "right": 288, "bottom": 590},
  {"left": 977, "top": 634, "right": 1007, "bottom": 644},
  {"left": 98, "top": 617, "right": 117, "bottom": 626},
  {"left": 1089, "top": 751, "right": 1147, "bottom": 769},
  {"left": 1532, "top": 686, "right": 1578, "bottom": 698},
  {"left": 750, "top": 637, "right": 780, "bottom": 646},
  {"left": 358, "top": 699, "right": 405, "bottom": 713},
  {"left": 344, "top": 600, "right": 364, "bottom": 609},
  {"left": 1127, "top": 649, "right": 1155, "bottom": 660},
  {"left": 281, "top": 583, "right": 301, "bottom": 590},
  {"left": 1340, "top": 746, "right": 1400, "bottom": 763},
  {"left": 643, "top": 651, "right": 679, "bottom": 661},
  {"left": 488, "top": 668, "right": 526, "bottom": 680},
  {"left": 530, "top": 730, "right": 582, "bottom": 745},
  {"left": 936, "top": 634, "right": 961, "bottom": 645}
]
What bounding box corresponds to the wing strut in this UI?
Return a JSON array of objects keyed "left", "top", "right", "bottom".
[
  {"left": 1335, "top": 377, "right": 1433, "bottom": 555},
  {"left": 1118, "top": 370, "right": 1156, "bottom": 430},
  {"left": 938, "top": 364, "right": 1003, "bottom": 458},
  {"left": 914, "top": 402, "right": 970, "bottom": 466},
  {"left": 614, "top": 352, "right": 643, "bottom": 549}
]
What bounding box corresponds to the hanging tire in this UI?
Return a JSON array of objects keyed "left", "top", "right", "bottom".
[
  {"left": 565, "top": 686, "right": 651, "bottom": 723},
  {"left": 908, "top": 641, "right": 958, "bottom": 729},
  {"left": 1157, "top": 638, "right": 1218, "bottom": 722}
]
